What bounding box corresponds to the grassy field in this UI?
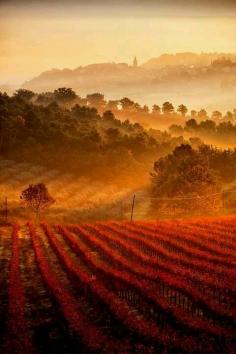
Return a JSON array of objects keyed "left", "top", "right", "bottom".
[{"left": 0, "top": 159, "right": 137, "bottom": 223}]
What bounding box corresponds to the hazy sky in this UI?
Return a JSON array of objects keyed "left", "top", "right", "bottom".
[{"left": 1, "top": 0, "right": 236, "bottom": 84}]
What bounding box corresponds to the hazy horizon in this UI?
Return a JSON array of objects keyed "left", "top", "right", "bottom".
[{"left": 1, "top": 1, "right": 236, "bottom": 84}]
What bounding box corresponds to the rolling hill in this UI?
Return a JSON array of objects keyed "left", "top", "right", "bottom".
[{"left": 21, "top": 53, "right": 236, "bottom": 111}]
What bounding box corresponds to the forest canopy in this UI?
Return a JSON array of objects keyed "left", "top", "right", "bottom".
[
  {"left": 1, "top": 88, "right": 236, "bottom": 189},
  {"left": 0, "top": 90, "right": 184, "bottom": 184},
  {"left": 151, "top": 144, "right": 219, "bottom": 197}
]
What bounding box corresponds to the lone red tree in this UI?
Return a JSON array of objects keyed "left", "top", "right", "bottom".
[{"left": 20, "top": 183, "right": 55, "bottom": 217}]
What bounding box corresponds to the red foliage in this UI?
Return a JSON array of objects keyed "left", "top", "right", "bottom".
[
  {"left": 188, "top": 217, "right": 236, "bottom": 244},
  {"left": 2, "top": 217, "right": 235, "bottom": 353},
  {"left": 116, "top": 222, "right": 236, "bottom": 278},
  {"left": 66, "top": 224, "right": 235, "bottom": 341},
  {"left": 42, "top": 223, "right": 180, "bottom": 350},
  {"left": 27, "top": 222, "right": 109, "bottom": 352},
  {"left": 99, "top": 222, "right": 235, "bottom": 292},
  {"left": 133, "top": 221, "right": 236, "bottom": 264},
  {"left": 20, "top": 183, "right": 55, "bottom": 215},
  {"left": 68, "top": 223, "right": 236, "bottom": 323},
  {"left": 4, "top": 223, "right": 34, "bottom": 354}
]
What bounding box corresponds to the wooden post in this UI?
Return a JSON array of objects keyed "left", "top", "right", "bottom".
[
  {"left": 120, "top": 200, "right": 123, "bottom": 220},
  {"left": 130, "top": 194, "right": 136, "bottom": 223},
  {"left": 4, "top": 197, "right": 8, "bottom": 224},
  {"left": 222, "top": 190, "right": 225, "bottom": 213}
]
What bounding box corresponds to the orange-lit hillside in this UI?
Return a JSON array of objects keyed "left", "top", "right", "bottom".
[{"left": 0, "top": 216, "right": 235, "bottom": 353}]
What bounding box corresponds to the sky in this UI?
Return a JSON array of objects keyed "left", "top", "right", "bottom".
[{"left": 1, "top": 0, "right": 236, "bottom": 84}]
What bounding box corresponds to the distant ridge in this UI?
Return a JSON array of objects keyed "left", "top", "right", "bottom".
[
  {"left": 22, "top": 62, "right": 146, "bottom": 92},
  {"left": 21, "top": 52, "right": 236, "bottom": 111},
  {"left": 142, "top": 52, "right": 236, "bottom": 69},
  {"left": 22, "top": 52, "right": 236, "bottom": 92}
]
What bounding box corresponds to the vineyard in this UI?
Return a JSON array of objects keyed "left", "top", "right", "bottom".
[{"left": 0, "top": 217, "right": 235, "bottom": 353}]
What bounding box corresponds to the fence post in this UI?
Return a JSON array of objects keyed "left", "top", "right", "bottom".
[
  {"left": 130, "top": 194, "right": 136, "bottom": 223},
  {"left": 120, "top": 200, "right": 123, "bottom": 220},
  {"left": 4, "top": 197, "right": 8, "bottom": 224},
  {"left": 222, "top": 190, "right": 225, "bottom": 213}
]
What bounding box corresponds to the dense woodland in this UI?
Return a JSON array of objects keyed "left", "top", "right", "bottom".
[
  {"left": 170, "top": 118, "right": 236, "bottom": 146},
  {"left": 1, "top": 88, "right": 236, "bottom": 196},
  {"left": 0, "top": 89, "right": 184, "bottom": 185}
]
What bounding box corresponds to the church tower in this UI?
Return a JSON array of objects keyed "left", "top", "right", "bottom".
[{"left": 133, "top": 56, "right": 138, "bottom": 68}]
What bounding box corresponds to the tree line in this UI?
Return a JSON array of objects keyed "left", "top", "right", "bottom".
[
  {"left": 0, "top": 89, "right": 183, "bottom": 183},
  {"left": 12, "top": 88, "right": 236, "bottom": 123},
  {"left": 1, "top": 87, "right": 236, "bottom": 216},
  {"left": 169, "top": 118, "right": 236, "bottom": 146}
]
